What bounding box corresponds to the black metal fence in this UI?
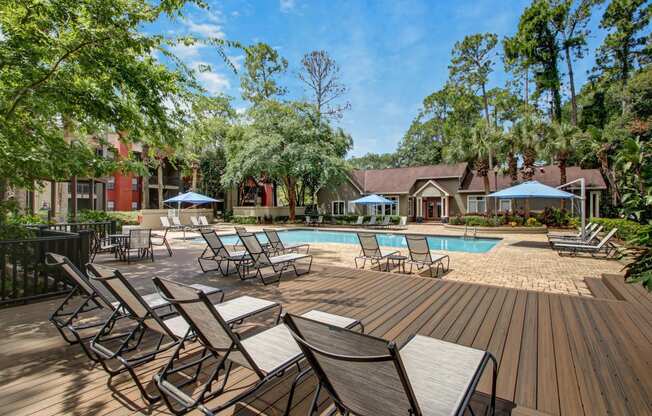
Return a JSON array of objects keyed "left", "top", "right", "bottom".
[{"left": 0, "top": 222, "right": 112, "bottom": 307}]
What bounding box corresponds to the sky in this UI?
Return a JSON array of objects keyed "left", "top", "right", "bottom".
[{"left": 150, "top": 0, "right": 610, "bottom": 157}]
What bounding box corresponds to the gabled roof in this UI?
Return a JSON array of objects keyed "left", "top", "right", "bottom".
[
  {"left": 350, "top": 163, "right": 468, "bottom": 194},
  {"left": 461, "top": 165, "right": 607, "bottom": 193}
]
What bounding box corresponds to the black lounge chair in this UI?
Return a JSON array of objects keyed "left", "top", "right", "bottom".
[
  {"left": 354, "top": 233, "right": 399, "bottom": 270},
  {"left": 197, "top": 229, "right": 249, "bottom": 275},
  {"left": 405, "top": 235, "right": 450, "bottom": 277},
  {"left": 238, "top": 233, "right": 313, "bottom": 284},
  {"left": 151, "top": 227, "right": 173, "bottom": 256},
  {"left": 152, "top": 277, "right": 361, "bottom": 415},
  {"left": 283, "top": 313, "right": 498, "bottom": 416},
  {"left": 263, "top": 228, "right": 310, "bottom": 254},
  {"left": 85, "top": 264, "right": 277, "bottom": 404}
]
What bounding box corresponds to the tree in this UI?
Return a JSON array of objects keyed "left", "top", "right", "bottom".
[
  {"left": 550, "top": 0, "right": 601, "bottom": 126},
  {"left": 541, "top": 121, "right": 580, "bottom": 184},
  {"left": 298, "top": 50, "right": 350, "bottom": 121},
  {"left": 348, "top": 153, "right": 398, "bottom": 170},
  {"left": 0, "top": 0, "right": 235, "bottom": 208},
  {"left": 515, "top": 0, "right": 564, "bottom": 122},
  {"left": 240, "top": 43, "right": 288, "bottom": 104},
  {"left": 595, "top": 0, "right": 651, "bottom": 114},
  {"left": 510, "top": 118, "right": 542, "bottom": 181},
  {"left": 449, "top": 33, "right": 498, "bottom": 124},
  {"left": 222, "top": 101, "right": 351, "bottom": 220},
  {"left": 199, "top": 148, "right": 227, "bottom": 200},
  {"left": 181, "top": 95, "right": 236, "bottom": 190}
]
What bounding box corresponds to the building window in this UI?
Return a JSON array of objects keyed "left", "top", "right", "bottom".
[
  {"left": 107, "top": 201, "right": 115, "bottom": 211},
  {"left": 499, "top": 199, "right": 512, "bottom": 212},
  {"left": 107, "top": 176, "right": 115, "bottom": 190},
  {"left": 467, "top": 196, "right": 486, "bottom": 213},
  {"left": 131, "top": 177, "right": 138, "bottom": 191},
  {"left": 408, "top": 197, "right": 414, "bottom": 217},
  {"left": 131, "top": 201, "right": 138, "bottom": 211},
  {"left": 332, "top": 200, "right": 345, "bottom": 216}
]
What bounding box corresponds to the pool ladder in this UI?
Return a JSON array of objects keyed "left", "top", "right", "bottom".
[{"left": 463, "top": 225, "right": 477, "bottom": 240}]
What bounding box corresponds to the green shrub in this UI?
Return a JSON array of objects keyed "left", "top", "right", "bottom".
[
  {"left": 73, "top": 210, "right": 138, "bottom": 231},
  {"left": 591, "top": 218, "right": 646, "bottom": 241},
  {"left": 537, "top": 207, "right": 573, "bottom": 227},
  {"left": 526, "top": 217, "right": 541, "bottom": 227},
  {"left": 231, "top": 216, "right": 258, "bottom": 224}
]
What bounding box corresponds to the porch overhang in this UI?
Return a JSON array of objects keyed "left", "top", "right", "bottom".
[{"left": 412, "top": 180, "right": 450, "bottom": 198}]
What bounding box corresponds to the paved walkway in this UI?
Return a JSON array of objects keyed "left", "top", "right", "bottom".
[{"left": 152, "top": 223, "right": 623, "bottom": 297}]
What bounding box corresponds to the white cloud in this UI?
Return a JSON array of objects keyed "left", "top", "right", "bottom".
[
  {"left": 227, "top": 54, "right": 244, "bottom": 71},
  {"left": 186, "top": 19, "right": 225, "bottom": 39},
  {"left": 190, "top": 61, "right": 230, "bottom": 94},
  {"left": 169, "top": 43, "right": 205, "bottom": 59},
  {"left": 279, "top": 0, "right": 296, "bottom": 13}
]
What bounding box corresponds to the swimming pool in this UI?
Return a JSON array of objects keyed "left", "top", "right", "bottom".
[{"left": 198, "top": 229, "right": 500, "bottom": 253}]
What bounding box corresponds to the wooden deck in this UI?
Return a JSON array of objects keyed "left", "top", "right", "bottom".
[{"left": 0, "top": 266, "right": 650, "bottom": 415}]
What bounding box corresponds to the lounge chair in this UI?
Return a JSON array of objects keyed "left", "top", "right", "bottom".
[
  {"left": 152, "top": 277, "right": 362, "bottom": 415},
  {"left": 86, "top": 264, "right": 279, "bottom": 404},
  {"left": 371, "top": 216, "right": 391, "bottom": 229},
  {"left": 548, "top": 225, "right": 603, "bottom": 246},
  {"left": 161, "top": 216, "right": 184, "bottom": 232},
  {"left": 364, "top": 215, "right": 377, "bottom": 227},
  {"left": 44, "top": 253, "right": 221, "bottom": 362},
  {"left": 547, "top": 222, "right": 596, "bottom": 239},
  {"left": 405, "top": 235, "right": 450, "bottom": 277},
  {"left": 197, "top": 229, "right": 250, "bottom": 275},
  {"left": 198, "top": 215, "right": 212, "bottom": 227},
  {"left": 352, "top": 216, "right": 364, "bottom": 226},
  {"left": 151, "top": 227, "right": 173, "bottom": 256},
  {"left": 354, "top": 233, "right": 399, "bottom": 270},
  {"left": 283, "top": 313, "right": 497, "bottom": 416},
  {"left": 263, "top": 228, "right": 310, "bottom": 254},
  {"left": 392, "top": 216, "right": 408, "bottom": 230},
  {"left": 305, "top": 216, "right": 312, "bottom": 226},
  {"left": 553, "top": 228, "right": 619, "bottom": 257},
  {"left": 314, "top": 215, "right": 324, "bottom": 227},
  {"left": 238, "top": 232, "right": 313, "bottom": 284}
]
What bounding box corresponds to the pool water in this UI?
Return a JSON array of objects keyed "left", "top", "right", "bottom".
[{"left": 200, "top": 229, "right": 499, "bottom": 254}]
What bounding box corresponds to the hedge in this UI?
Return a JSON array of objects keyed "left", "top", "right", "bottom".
[{"left": 591, "top": 218, "right": 647, "bottom": 242}]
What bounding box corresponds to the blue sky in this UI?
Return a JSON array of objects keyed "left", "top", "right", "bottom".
[{"left": 152, "top": 0, "right": 610, "bottom": 157}]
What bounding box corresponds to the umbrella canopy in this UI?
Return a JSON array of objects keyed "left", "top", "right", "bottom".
[
  {"left": 488, "top": 181, "right": 576, "bottom": 199},
  {"left": 350, "top": 194, "right": 397, "bottom": 205},
  {"left": 164, "top": 191, "right": 220, "bottom": 205}
]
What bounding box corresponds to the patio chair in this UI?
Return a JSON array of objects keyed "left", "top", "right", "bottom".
[
  {"left": 553, "top": 228, "right": 619, "bottom": 258},
  {"left": 353, "top": 216, "right": 364, "bottom": 226},
  {"left": 305, "top": 215, "right": 313, "bottom": 226},
  {"left": 354, "top": 233, "right": 399, "bottom": 270},
  {"left": 90, "top": 229, "right": 119, "bottom": 261},
  {"left": 392, "top": 216, "right": 408, "bottom": 230},
  {"left": 44, "top": 253, "right": 221, "bottom": 363},
  {"left": 314, "top": 215, "right": 324, "bottom": 227},
  {"left": 371, "top": 216, "right": 391, "bottom": 229},
  {"left": 124, "top": 228, "right": 154, "bottom": 263},
  {"left": 283, "top": 313, "right": 497, "bottom": 416},
  {"left": 405, "top": 235, "right": 450, "bottom": 277},
  {"left": 86, "top": 264, "right": 276, "bottom": 404},
  {"left": 198, "top": 215, "right": 212, "bottom": 227},
  {"left": 263, "top": 228, "right": 310, "bottom": 254},
  {"left": 548, "top": 225, "right": 603, "bottom": 246},
  {"left": 152, "top": 277, "right": 362, "bottom": 415},
  {"left": 190, "top": 215, "right": 212, "bottom": 231},
  {"left": 238, "top": 233, "right": 313, "bottom": 285},
  {"left": 198, "top": 229, "right": 250, "bottom": 275},
  {"left": 151, "top": 227, "right": 173, "bottom": 257}
]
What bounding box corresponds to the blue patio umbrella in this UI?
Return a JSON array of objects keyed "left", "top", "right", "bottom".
[
  {"left": 487, "top": 181, "right": 576, "bottom": 199},
  {"left": 350, "top": 194, "right": 396, "bottom": 217},
  {"left": 163, "top": 191, "right": 221, "bottom": 205}
]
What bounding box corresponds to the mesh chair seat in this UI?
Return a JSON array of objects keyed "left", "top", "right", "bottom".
[
  {"left": 111, "top": 284, "right": 221, "bottom": 311},
  {"left": 239, "top": 310, "right": 360, "bottom": 374},
  {"left": 152, "top": 296, "right": 280, "bottom": 338},
  {"left": 267, "top": 252, "right": 311, "bottom": 264},
  {"left": 401, "top": 335, "right": 486, "bottom": 416}
]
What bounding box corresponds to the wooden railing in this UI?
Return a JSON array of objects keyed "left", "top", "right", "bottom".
[{"left": 0, "top": 225, "right": 97, "bottom": 307}]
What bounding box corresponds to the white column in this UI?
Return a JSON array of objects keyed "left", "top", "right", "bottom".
[
  {"left": 594, "top": 192, "right": 600, "bottom": 217},
  {"left": 416, "top": 197, "right": 422, "bottom": 217},
  {"left": 445, "top": 195, "right": 450, "bottom": 217}
]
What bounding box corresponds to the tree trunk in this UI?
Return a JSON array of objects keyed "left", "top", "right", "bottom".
[
  {"left": 191, "top": 165, "right": 198, "bottom": 192},
  {"left": 522, "top": 147, "right": 536, "bottom": 181},
  {"left": 597, "top": 145, "right": 620, "bottom": 205},
  {"left": 70, "top": 176, "right": 78, "bottom": 222},
  {"left": 481, "top": 83, "right": 490, "bottom": 124},
  {"left": 564, "top": 46, "right": 578, "bottom": 126},
  {"left": 508, "top": 152, "right": 518, "bottom": 184},
  {"left": 558, "top": 155, "right": 567, "bottom": 185},
  {"left": 284, "top": 176, "right": 297, "bottom": 221},
  {"left": 157, "top": 161, "right": 164, "bottom": 209}
]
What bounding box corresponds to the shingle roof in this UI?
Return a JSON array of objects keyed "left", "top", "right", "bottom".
[
  {"left": 461, "top": 165, "right": 606, "bottom": 192},
  {"left": 350, "top": 163, "right": 468, "bottom": 194}
]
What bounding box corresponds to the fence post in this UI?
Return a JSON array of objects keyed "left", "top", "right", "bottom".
[{"left": 78, "top": 230, "right": 91, "bottom": 269}]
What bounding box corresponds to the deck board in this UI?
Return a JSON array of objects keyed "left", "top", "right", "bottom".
[{"left": 0, "top": 265, "right": 649, "bottom": 416}]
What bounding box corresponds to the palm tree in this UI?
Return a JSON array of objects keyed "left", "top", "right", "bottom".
[
  {"left": 511, "top": 118, "right": 540, "bottom": 182},
  {"left": 542, "top": 122, "right": 579, "bottom": 185},
  {"left": 501, "top": 129, "right": 519, "bottom": 185},
  {"left": 469, "top": 122, "right": 496, "bottom": 195}
]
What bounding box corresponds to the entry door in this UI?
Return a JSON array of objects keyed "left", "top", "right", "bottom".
[{"left": 426, "top": 199, "right": 436, "bottom": 219}]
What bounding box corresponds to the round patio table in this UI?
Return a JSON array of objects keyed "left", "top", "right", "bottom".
[{"left": 386, "top": 254, "right": 408, "bottom": 274}]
